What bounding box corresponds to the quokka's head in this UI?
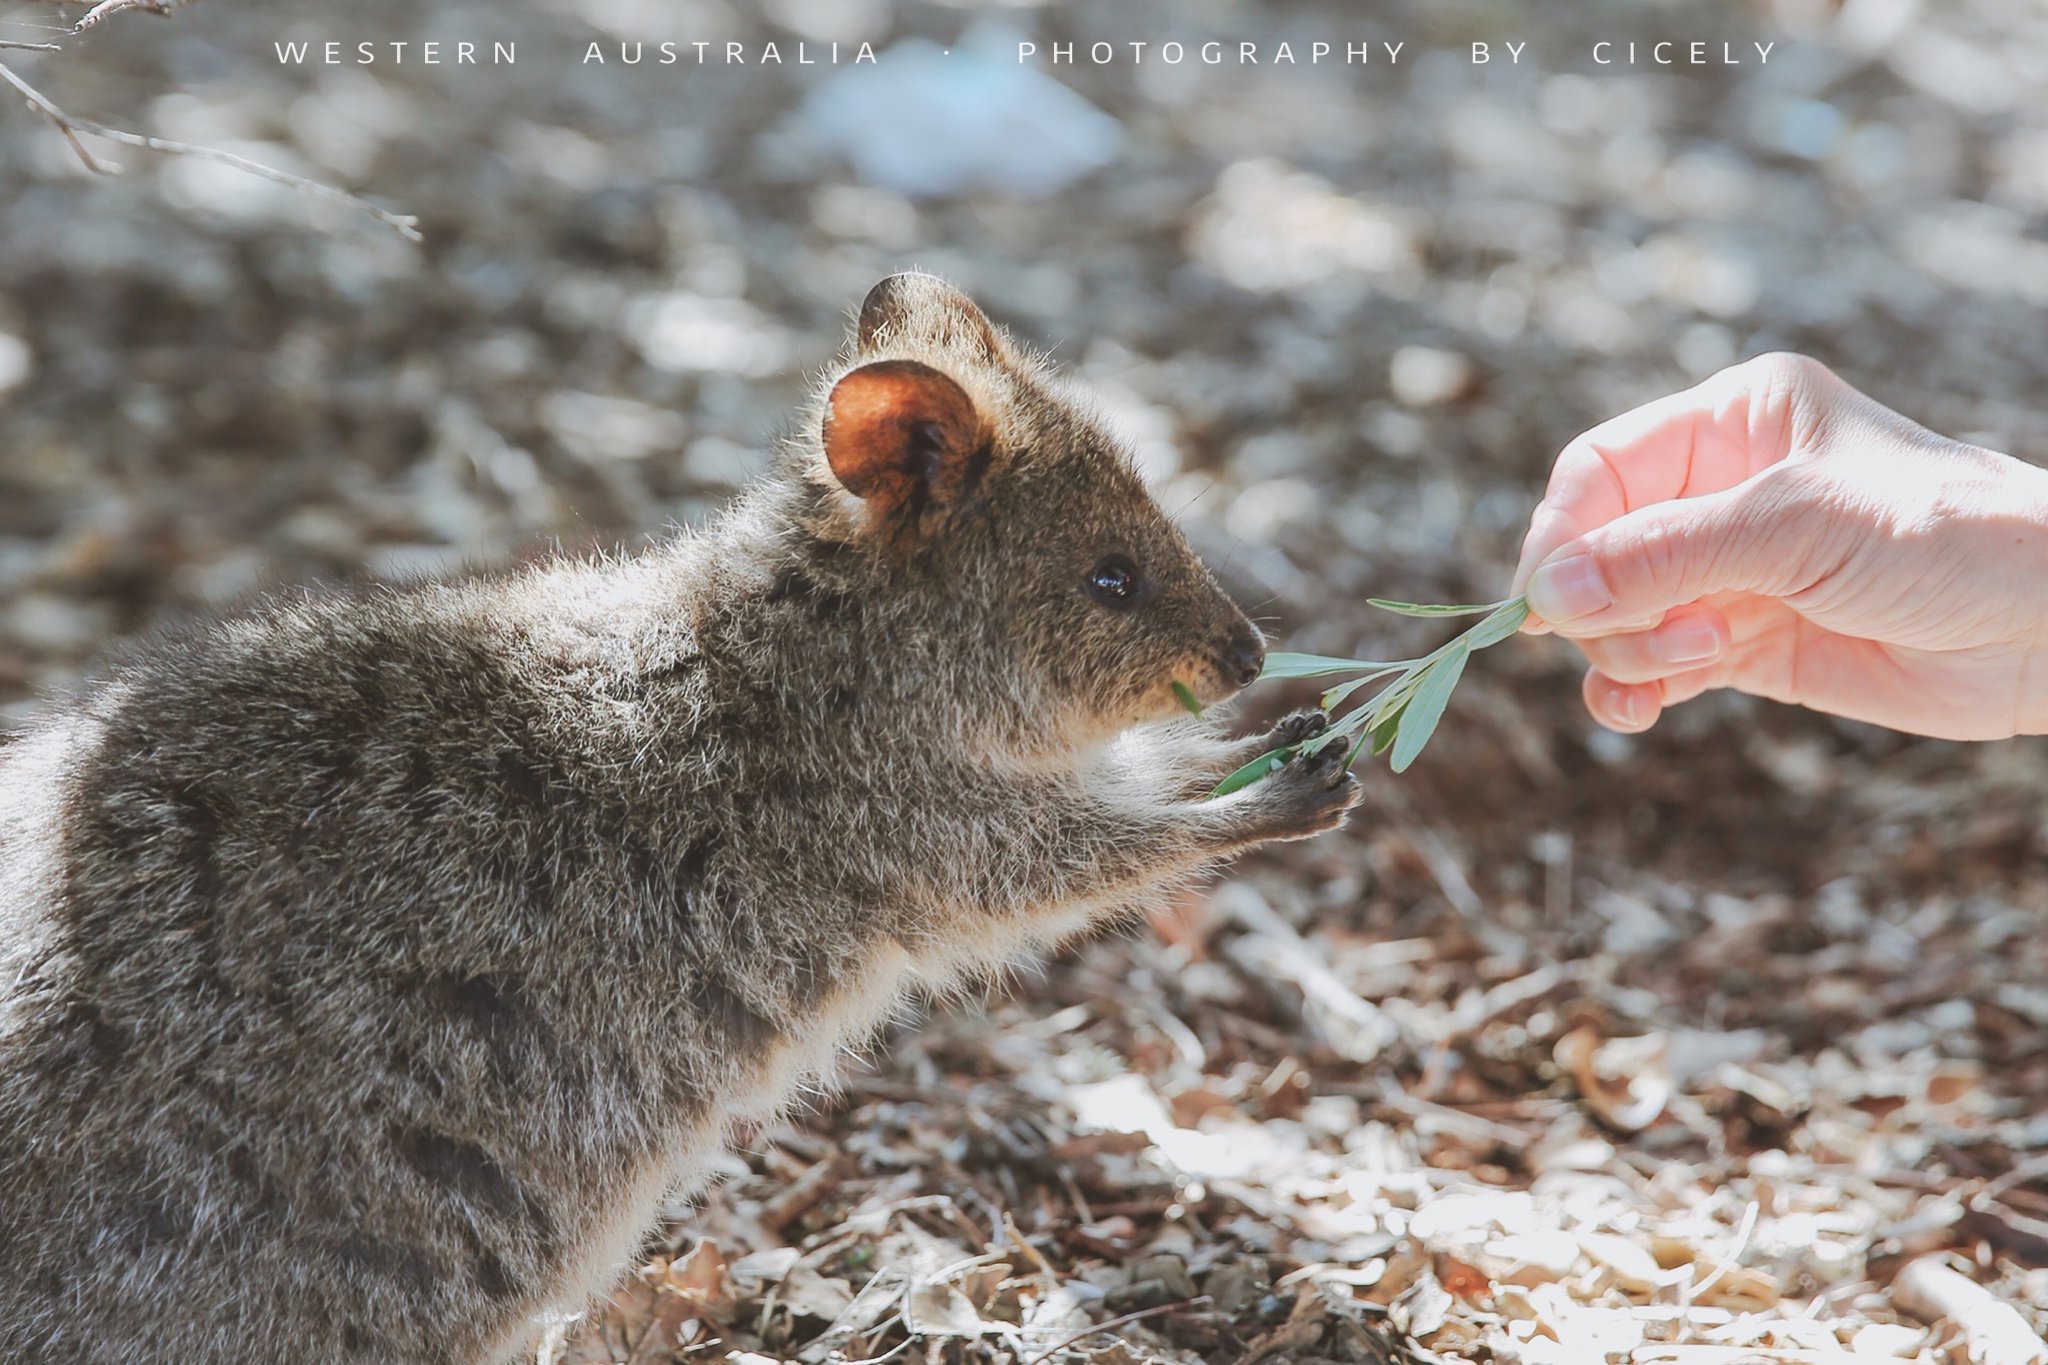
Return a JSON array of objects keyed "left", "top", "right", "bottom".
[{"left": 802, "top": 273, "right": 1264, "bottom": 737}]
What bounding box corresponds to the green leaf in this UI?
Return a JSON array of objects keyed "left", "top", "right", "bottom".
[
  {"left": 1320, "top": 663, "right": 1416, "bottom": 710},
  {"left": 1240, "top": 591, "right": 1528, "bottom": 783},
  {"left": 1367, "top": 598, "right": 1509, "bottom": 619},
  {"left": 1261, "top": 651, "right": 1404, "bottom": 680},
  {"left": 1210, "top": 746, "right": 1295, "bottom": 797},
  {"left": 1298, "top": 708, "right": 1375, "bottom": 764},
  {"left": 1366, "top": 703, "right": 1406, "bottom": 758},
  {"left": 1390, "top": 645, "right": 1471, "bottom": 772},
  {"left": 1459, "top": 595, "right": 1531, "bottom": 651},
  {"left": 1360, "top": 660, "right": 1430, "bottom": 728},
  {"left": 1171, "top": 681, "right": 1204, "bottom": 716}
]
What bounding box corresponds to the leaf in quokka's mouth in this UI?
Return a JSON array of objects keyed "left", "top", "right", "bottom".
[
  {"left": 1209, "top": 595, "right": 1527, "bottom": 795},
  {"left": 1171, "top": 681, "right": 1203, "bottom": 716}
]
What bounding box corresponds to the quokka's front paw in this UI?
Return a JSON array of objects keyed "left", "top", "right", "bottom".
[
  {"left": 1266, "top": 708, "right": 1330, "bottom": 751},
  {"left": 1239, "top": 741, "right": 1361, "bottom": 842}
]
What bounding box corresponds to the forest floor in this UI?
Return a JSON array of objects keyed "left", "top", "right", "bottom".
[{"left": 3, "top": 0, "right": 2048, "bottom": 1360}]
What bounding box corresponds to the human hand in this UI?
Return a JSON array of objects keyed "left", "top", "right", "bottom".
[{"left": 1509, "top": 354, "right": 2048, "bottom": 741}]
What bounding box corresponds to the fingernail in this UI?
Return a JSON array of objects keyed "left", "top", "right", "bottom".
[
  {"left": 1652, "top": 615, "right": 1722, "bottom": 666},
  {"left": 1526, "top": 553, "right": 1612, "bottom": 623},
  {"left": 1609, "top": 687, "right": 1641, "bottom": 729}
]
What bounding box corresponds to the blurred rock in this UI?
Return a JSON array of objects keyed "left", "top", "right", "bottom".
[
  {"left": 1188, "top": 160, "right": 1422, "bottom": 294},
  {"left": 798, "top": 35, "right": 1123, "bottom": 199},
  {"left": 541, "top": 389, "right": 687, "bottom": 463},
  {"left": 0, "top": 333, "right": 29, "bottom": 398},
  {"left": 626, "top": 292, "right": 794, "bottom": 376},
  {"left": 1389, "top": 346, "right": 1473, "bottom": 408}
]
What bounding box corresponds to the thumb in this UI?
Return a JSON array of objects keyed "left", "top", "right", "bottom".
[{"left": 1524, "top": 471, "right": 1828, "bottom": 635}]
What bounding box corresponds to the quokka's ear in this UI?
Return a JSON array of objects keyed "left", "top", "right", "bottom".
[
  {"left": 824, "top": 359, "right": 991, "bottom": 534},
  {"left": 856, "top": 272, "right": 1002, "bottom": 364}
]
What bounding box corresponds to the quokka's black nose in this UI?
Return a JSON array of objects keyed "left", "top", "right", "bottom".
[{"left": 1221, "top": 628, "right": 1266, "bottom": 689}]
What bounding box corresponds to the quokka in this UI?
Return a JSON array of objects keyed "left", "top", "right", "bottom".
[{"left": 0, "top": 273, "right": 1358, "bottom": 1363}]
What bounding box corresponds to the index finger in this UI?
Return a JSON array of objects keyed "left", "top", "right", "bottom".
[{"left": 1512, "top": 354, "right": 1817, "bottom": 593}]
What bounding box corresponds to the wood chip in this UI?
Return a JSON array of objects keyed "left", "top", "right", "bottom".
[{"left": 1891, "top": 1255, "right": 2048, "bottom": 1365}]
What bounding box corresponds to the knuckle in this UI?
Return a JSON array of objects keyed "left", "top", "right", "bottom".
[
  {"left": 1725, "top": 465, "right": 1844, "bottom": 587},
  {"left": 1745, "top": 350, "right": 1830, "bottom": 394},
  {"left": 1627, "top": 528, "right": 1688, "bottom": 599},
  {"left": 1744, "top": 352, "right": 1843, "bottom": 454}
]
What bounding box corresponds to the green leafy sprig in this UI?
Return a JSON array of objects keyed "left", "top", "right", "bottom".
[{"left": 1211, "top": 594, "right": 1529, "bottom": 796}]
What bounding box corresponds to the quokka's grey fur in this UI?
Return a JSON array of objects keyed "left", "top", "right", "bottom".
[{"left": 0, "top": 275, "right": 1359, "bottom": 1363}]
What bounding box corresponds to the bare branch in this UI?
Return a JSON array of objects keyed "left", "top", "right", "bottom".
[
  {"left": 0, "top": 56, "right": 116, "bottom": 171},
  {"left": 0, "top": 41, "right": 64, "bottom": 52},
  {"left": 0, "top": 56, "right": 423, "bottom": 241},
  {"left": 70, "top": 0, "right": 195, "bottom": 34}
]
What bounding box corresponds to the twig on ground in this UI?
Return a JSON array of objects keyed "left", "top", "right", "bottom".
[
  {"left": 1358, "top": 775, "right": 1484, "bottom": 920},
  {"left": 837, "top": 1331, "right": 916, "bottom": 1365},
  {"left": 1004, "top": 1213, "right": 1058, "bottom": 1282},
  {"left": 1214, "top": 881, "right": 1402, "bottom": 1063},
  {"left": 0, "top": 54, "right": 421, "bottom": 240},
  {"left": 1362, "top": 1072, "right": 1539, "bottom": 1150},
  {"left": 1439, "top": 961, "right": 1578, "bottom": 1043},
  {"left": 1682, "top": 1199, "right": 1758, "bottom": 1307},
  {"left": 760, "top": 1157, "right": 843, "bottom": 1233},
  {"left": 1019, "top": 1296, "right": 1209, "bottom": 1365},
  {"left": 1979, "top": 1150, "right": 2048, "bottom": 1206}
]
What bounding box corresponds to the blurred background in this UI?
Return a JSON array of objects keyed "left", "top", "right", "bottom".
[{"left": 6, "top": 0, "right": 2048, "bottom": 1357}]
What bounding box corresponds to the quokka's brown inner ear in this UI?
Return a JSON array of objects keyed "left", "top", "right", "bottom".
[{"left": 824, "top": 360, "right": 989, "bottom": 527}]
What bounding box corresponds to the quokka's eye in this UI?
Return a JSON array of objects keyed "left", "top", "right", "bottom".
[{"left": 1087, "top": 555, "right": 1143, "bottom": 608}]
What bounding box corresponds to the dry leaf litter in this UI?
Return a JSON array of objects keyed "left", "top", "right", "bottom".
[{"left": 0, "top": 0, "right": 2046, "bottom": 1361}]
